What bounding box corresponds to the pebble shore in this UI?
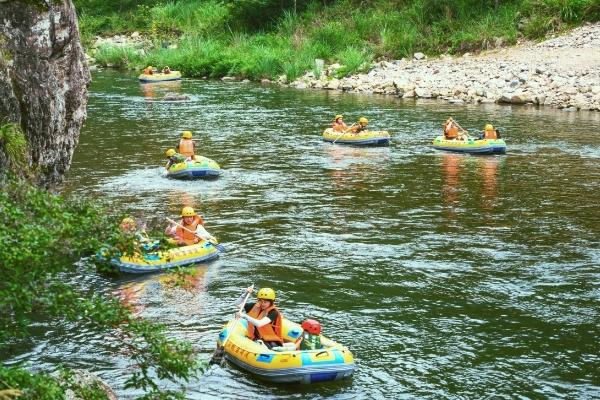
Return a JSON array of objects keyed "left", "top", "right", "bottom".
[{"left": 289, "top": 23, "right": 600, "bottom": 112}]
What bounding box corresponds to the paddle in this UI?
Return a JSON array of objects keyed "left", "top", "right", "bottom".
[
  {"left": 332, "top": 123, "right": 356, "bottom": 144},
  {"left": 447, "top": 119, "right": 473, "bottom": 140},
  {"left": 165, "top": 217, "right": 226, "bottom": 252},
  {"left": 209, "top": 285, "right": 254, "bottom": 365}
]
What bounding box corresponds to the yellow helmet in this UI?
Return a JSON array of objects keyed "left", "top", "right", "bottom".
[
  {"left": 257, "top": 287, "right": 276, "bottom": 301},
  {"left": 165, "top": 148, "right": 176, "bottom": 157},
  {"left": 359, "top": 117, "right": 368, "bottom": 125},
  {"left": 334, "top": 114, "right": 343, "bottom": 121},
  {"left": 181, "top": 206, "right": 196, "bottom": 217},
  {"left": 182, "top": 130, "right": 192, "bottom": 139},
  {"left": 120, "top": 217, "right": 136, "bottom": 230},
  {"left": 485, "top": 124, "right": 494, "bottom": 131}
]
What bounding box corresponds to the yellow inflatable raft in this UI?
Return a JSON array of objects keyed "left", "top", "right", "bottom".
[
  {"left": 432, "top": 136, "right": 507, "bottom": 154},
  {"left": 166, "top": 156, "right": 221, "bottom": 179},
  {"left": 138, "top": 71, "right": 182, "bottom": 83},
  {"left": 323, "top": 128, "right": 390, "bottom": 145},
  {"left": 110, "top": 240, "right": 220, "bottom": 273},
  {"left": 217, "top": 317, "right": 355, "bottom": 383}
]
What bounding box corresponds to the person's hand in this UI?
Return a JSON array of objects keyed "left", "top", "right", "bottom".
[
  {"left": 235, "top": 311, "right": 246, "bottom": 319},
  {"left": 246, "top": 286, "right": 254, "bottom": 294},
  {"left": 193, "top": 237, "right": 200, "bottom": 244}
]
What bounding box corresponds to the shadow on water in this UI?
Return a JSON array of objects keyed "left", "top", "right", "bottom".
[{"left": 6, "top": 69, "right": 599, "bottom": 399}]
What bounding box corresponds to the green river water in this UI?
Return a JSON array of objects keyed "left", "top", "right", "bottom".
[{"left": 5, "top": 70, "right": 600, "bottom": 399}]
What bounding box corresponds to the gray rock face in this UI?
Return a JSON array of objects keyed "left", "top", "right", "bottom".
[{"left": 0, "top": 0, "right": 90, "bottom": 187}]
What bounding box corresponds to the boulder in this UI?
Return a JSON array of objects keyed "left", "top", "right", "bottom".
[
  {"left": 0, "top": 0, "right": 91, "bottom": 187},
  {"left": 415, "top": 87, "right": 432, "bottom": 98},
  {"left": 499, "top": 93, "right": 513, "bottom": 103},
  {"left": 326, "top": 79, "right": 340, "bottom": 90},
  {"left": 510, "top": 91, "right": 533, "bottom": 104},
  {"left": 413, "top": 52, "right": 425, "bottom": 60},
  {"left": 294, "top": 81, "right": 308, "bottom": 89}
]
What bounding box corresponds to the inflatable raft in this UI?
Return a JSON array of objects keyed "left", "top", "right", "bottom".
[
  {"left": 138, "top": 71, "right": 182, "bottom": 83},
  {"left": 217, "top": 317, "right": 355, "bottom": 384},
  {"left": 104, "top": 240, "right": 220, "bottom": 274},
  {"left": 323, "top": 128, "right": 390, "bottom": 146},
  {"left": 166, "top": 156, "right": 221, "bottom": 179},
  {"left": 432, "top": 136, "right": 506, "bottom": 154}
]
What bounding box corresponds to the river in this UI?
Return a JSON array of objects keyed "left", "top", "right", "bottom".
[{"left": 6, "top": 70, "right": 600, "bottom": 399}]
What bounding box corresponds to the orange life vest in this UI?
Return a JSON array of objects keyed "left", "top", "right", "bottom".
[
  {"left": 178, "top": 139, "right": 195, "bottom": 157},
  {"left": 246, "top": 303, "right": 283, "bottom": 344},
  {"left": 445, "top": 123, "right": 458, "bottom": 139},
  {"left": 483, "top": 129, "right": 497, "bottom": 140},
  {"left": 175, "top": 215, "right": 204, "bottom": 245}
]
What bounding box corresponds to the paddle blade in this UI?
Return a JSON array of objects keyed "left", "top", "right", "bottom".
[
  {"left": 209, "top": 345, "right": 225, "bottom": 365},
  {"left": 215, "top": 243, "right": 226, "bottom": 252}
]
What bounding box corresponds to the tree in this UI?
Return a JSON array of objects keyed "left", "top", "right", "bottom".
[{"left": 0, "top": 177, "right": 200, "bottom": 398}]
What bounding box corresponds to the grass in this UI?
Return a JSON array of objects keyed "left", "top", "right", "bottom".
[
  {"left": 0, "top": 123, "right": 28, "bottom": 171},
  {"left": 75, "top": 0, "right": 600, "bottom": 80}
]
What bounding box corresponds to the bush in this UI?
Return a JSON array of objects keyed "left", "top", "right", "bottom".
[
  {"left": 0, "top": 178, "right": 200, "bottom": 397},
  {"left": 93, "top": 44, "right": 142, "bottom": 68},
  {"left": 76, "top": 0, "right": 600, "bottom": 80}
]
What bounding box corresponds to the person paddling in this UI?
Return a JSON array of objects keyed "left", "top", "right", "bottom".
[
  {"left": 347, "top": 117, "right": 369, "bottom": 134},
  {"left": 165, "top": 206, "right": 209, "bottom": 246},
  {"left": 177, "top": 131, "right": 196, "bottom": 158},
  {"left": 443, "top": 117, "right": 469, "bottom": 140},
  {"left": 332, "top": 114, "right": 347, "bottom": 132},
  {"left": 481, "top": 124, "right": 500, "bottom": 139},
  {"left": 236, "top": 287, "right": 284, "bottom": 349},
  {"left": 164, "top": 148, "right": 187, "bottom": 169}
]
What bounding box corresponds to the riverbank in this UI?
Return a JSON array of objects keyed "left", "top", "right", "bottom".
[
  {"left": 78, "top": 0, "right": 599, "bottom": 84},
  {"left": 290, "top": 22, "right": 600, "bottom": 111}
]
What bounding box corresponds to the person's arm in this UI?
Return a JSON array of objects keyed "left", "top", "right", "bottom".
[
  {"left": 234, "top": 287, "right": 254, "bottom": 307},
  {"left": 240, "top": 308, "right": 278, "bottom": 328},
  {"left": 241, "top": 313, "right": 271, "bottom": 328}
]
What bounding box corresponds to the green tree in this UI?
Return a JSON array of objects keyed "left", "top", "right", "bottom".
[{"left": 0, "top": 176, "right": 201, "bottom": 398}]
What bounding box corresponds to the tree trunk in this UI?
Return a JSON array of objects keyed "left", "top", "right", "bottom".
[{"left": 0, "top": 0, "right": 90, "bottom": 188}]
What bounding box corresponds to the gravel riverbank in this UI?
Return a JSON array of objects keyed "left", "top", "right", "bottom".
[{"left": 290, "top": 23, "right": 600, "bottom": 112}]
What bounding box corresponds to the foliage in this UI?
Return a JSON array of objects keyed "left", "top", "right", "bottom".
[
  {"left": 0, "top": 178, "right": 200, "bottom": 398},
  {"left": 93, "top": 44, "right": 142, "bottom": 68},
  {"left": 73, "top": 0, "right": 600, "bottom": 80},
  {"left": 0, "top": 123, "right": 28, "bottom": 172},
  {"left": 335, "top": 46, "right": 372, "bottom": 77}
]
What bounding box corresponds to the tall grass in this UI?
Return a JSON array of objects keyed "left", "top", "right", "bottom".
[
  {"left": 93, "top": 44, "right": 142, "bottom": 68},
  {"left": 0, "top": 123, "right": 28, "bottom": 170},
  {"left": 75, "top": 0, "right": 600, "bottom": 80}
]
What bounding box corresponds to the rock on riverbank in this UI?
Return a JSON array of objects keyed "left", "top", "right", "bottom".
[{"left": 290, "top": 23, "right": 600, "bottom": 111}]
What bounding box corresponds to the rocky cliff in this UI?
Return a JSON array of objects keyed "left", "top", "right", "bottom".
[{"left": 0, "top": 0, "right": 90, "bottom": 187}]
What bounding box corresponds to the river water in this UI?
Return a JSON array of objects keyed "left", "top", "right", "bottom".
[{"left": 7, "top": 70, "right": 600, "bottom": 399}]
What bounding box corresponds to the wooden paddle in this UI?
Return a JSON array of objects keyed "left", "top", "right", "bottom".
[
  {"left": 450, "top": 119, "right": 471, "bottom": 138},
  {"left": 165, "top": 217, "right": 225, "bottom": 252},
  {"left": 332, "top": 123, "right": 356, "bottom": 144},
  {"left": 209, "top": 285, "right": 254, "bottom": 365}
]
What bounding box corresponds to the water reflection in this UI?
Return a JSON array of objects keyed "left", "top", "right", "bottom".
[
  {"left": 477, "top": 156, "right": 501, "bottom": 212},
  {"left": 140, "top": 80, "right": 182, "bottom": 99},
  {"left": 325, "top": 144, "right": 390, "bottom": 196},
  {"left": 441, "top": 153, "right": 464, "bottom": 219},
  {"left": 116, "top": 266, "right": 209, "bottom": 317}
]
